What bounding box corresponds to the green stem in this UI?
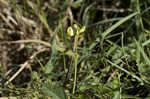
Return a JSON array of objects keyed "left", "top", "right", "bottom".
[{"left": 73, "top": 35, "right": 78, "bottom": 94}]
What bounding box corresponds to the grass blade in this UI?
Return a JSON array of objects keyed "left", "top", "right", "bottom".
[
  {"left": 102, "top": 12, "right": 138, "bottom": 39},
  {"left": 107, "top": 59, "right": 144, "bottom": 83}
]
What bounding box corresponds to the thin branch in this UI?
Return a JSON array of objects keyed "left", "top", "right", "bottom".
[{"left": 5, "top": 48, "right": 47, "bottom": 85}]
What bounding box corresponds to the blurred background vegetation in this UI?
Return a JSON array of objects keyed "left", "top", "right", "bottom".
[{"left": 0, "top": 0, "right": 150, "bottom": 99}]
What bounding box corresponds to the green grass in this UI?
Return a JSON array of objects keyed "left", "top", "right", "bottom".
[{"left": 0, "top": 0, "right": 150, "bottom": 99}]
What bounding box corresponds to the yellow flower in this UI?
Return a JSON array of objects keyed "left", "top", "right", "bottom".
[
  {"left": 67, "top": 26, "right": 74, "bottom": 36},
  {"left": 79, "top": 26, "right": 85, "bottom": 34},
  {"left": 67, "top": 24, "right": 86, "bottom": 37}
]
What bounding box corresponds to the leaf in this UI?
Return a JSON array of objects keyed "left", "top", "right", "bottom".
[
  {"left": 45, "top": 38, "right": 57, "bottom": 73},
  {"left": 106, "top": 43, "right": 119, "bottom": 57},
  {"left": 45, "top": 60, "right": 54, "bottom": 73},
  {"left": 101, "top": 12, "right": 138, "bottom": 39},
  {"left": 135, "top": 39, "right": 150, "bottom": 65},
  {"left": 42, "top": 83, "right": 67, "bottom": 99},
  {"left": 121, "top": 94, "right": 143, "bottom": 99},
  {"left": 113, "top": 92, "right": 120, "bottom": 99},
  {"left": 107, "top": 59, "right": 144, "bottom": 84},
  {"left": 32, "top": 71, "right": 39, "bottom": 80}
]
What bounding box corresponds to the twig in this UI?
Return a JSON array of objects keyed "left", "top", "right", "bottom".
[
  {"left": 0, "top": 40, "right": 51, "bottom": 47},
  {"left": 5, "top": 48, "right": 47, "bottom": 85},
  {"left": 1, "top": 45, "right": 7, "bottom": 72},
  {"left": 0, "top": 12, "right": 14, "bottom": 29},
  {"left": 67, "top": 4, "right": 74, "bottom": 25},
  {"left": 107, "top": 69, "right": 118, "bottom": 82},
  {"left": 97, "top": 7, "right": 132, "bottom": 13},
  {"left": 0, "top": 40, "right": 66, "bottom": 52}
]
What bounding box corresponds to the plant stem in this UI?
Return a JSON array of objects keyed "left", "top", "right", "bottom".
[{"left": 73, "top": 35, "right": 78, "bottom": 94}]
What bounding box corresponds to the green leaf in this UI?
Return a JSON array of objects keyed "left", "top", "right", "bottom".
[
  {"left": 102, "top": 12, "right": 138, "bottom": 39},
  {"left": 113, "top": 92, "right": 120, "bottom": 99},
  {"left": 45, "top": 38, "right": 57, "bottom": 73},
  {"left": 135, "top": 39, "right": 150, "bottom": 65},
  {"left": 121, "top": 94, "right": 143, "bottom": 99},
  {"left": 32, "top": 71, "right": 39, "bottom": 80},
  {"left": 42, "top": 83, "right": 67, "bottom": 99},
  {"left": 107, "top": 59, "right": 144, "bottom": 84}
]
